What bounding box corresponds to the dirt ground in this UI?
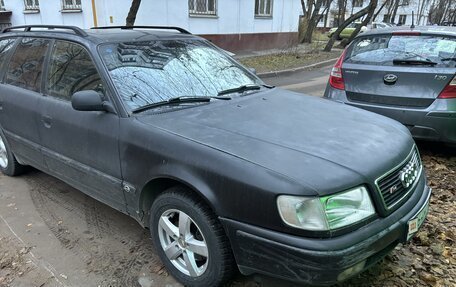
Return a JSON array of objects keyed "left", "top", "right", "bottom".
[
  {"left": 238, "top": 50, "right": 342, "bottom": 74},
  {"left": 0, "top": 141, "right": 454, "bottom": 287}
]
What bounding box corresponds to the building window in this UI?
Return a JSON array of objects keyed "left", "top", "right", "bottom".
[
  {"left": 255, "top": 0, "right": 273, "bottom": 17},
  {"left": 0, "top": 0, "right": 5, "bottom": 11},
  {"left": 401, "top": 0, "right": 410, "bottom": 5},
  {"left": 353, "top": 0, "right": 363, "bottom": 7},
  {"left": 189, "top": 0, "right": 217, "bottom": 16},
  {"left": 398, "top": 15, "right": 407, "bottom": 25},
  {"left": 383, "top": 14, "right": 391, "bottom": 23},
  {"left": 62, "top": 0, "right": 82, "bottom": 11},
  {"left": 24, "top": 0, "right": 39, "bottom": 11}
]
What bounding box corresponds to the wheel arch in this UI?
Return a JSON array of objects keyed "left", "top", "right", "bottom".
[{"left": 138, "top": 175, "right": 219, "bottom": 228}]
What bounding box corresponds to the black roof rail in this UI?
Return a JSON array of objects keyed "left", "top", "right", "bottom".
[
  {"left": 91, "top": 26, "right": 192, "bottom": 34},
  {"left": 1, "top": 25, "right": 88, "bottom": 37}
]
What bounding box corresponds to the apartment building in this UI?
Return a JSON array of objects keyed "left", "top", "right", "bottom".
[
  {"left": 317, "top": 0, "right": 430, "bottom": 28},
  {"left": 0, "top": 0, "right": 303, "bottom": 52}
]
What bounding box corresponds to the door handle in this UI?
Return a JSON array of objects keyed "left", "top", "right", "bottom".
[{"left": 42, "top": 115, "right": 52, "bottom": 129}]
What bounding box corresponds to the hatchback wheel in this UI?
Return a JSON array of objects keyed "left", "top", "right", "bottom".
[
  {"left": 0, "top": 130, "right": 25, "bottom": 176},
  {"left": 150, "top": 187, "right": 235, "bottom": 287}
]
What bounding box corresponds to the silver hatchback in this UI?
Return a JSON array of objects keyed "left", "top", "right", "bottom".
[{"left": 324, "top": 26, "right": 456, "bottom": 144}]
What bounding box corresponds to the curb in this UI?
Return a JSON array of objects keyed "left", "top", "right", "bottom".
[{"left": 257, "top": 57, "right": 338, "bottom": 78}]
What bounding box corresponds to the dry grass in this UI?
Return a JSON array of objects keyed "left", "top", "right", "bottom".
[{"left": 238, "top": 50, "right": 341, "bottom": 73}]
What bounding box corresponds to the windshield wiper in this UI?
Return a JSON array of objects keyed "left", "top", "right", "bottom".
[
  {"left": 393, "top": 58, "right": 437, "bottom": 66},
  {"left": 440, "top": 57, "right": 456, "bottom": 61},
  {"left": 131, "top": 96, "right": 231, "bottom": 114},
  {"left": 217, "top": 84, "right": 262, "bottom": 96}
]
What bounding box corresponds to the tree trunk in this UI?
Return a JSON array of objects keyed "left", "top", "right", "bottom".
[
  {"left": 386, "top": 0, "right": 393, "bottom": 17},
  {"left": 373, "top": 0, "right": 388, "bottom": 21},
  {"left": 442, "top": 0, "right": 452, "bottom": 23},
  {"left": 346, "top": 0, "right": 378, "bottom": 43},
  {"left": 302, "top": 0, "right": 324, "bottom": 43},
  {"left": 324, "top": 1, "right": 332, "bottom": 27},
  {"left": 337, "top": 0, "right": 347, "bottom": 25},
  {"left": 391, "top": 0, "right": 400, "bottom": 24},
  {"left": 418, "top": 0, "right": 427, "bottom": 24},
  {"left": 323, "top": 4, "right": 372, "bottom": 51},
  {"left": 126, "top": 0, "right": 142, "bottom": 26}
]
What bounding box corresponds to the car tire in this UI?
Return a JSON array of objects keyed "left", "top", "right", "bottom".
[
  {"left": 0, "top": 129, "right": 26, "bottom": 176},
  {"left": 150, "top": 186, "right": 235, "bottom": 287}
]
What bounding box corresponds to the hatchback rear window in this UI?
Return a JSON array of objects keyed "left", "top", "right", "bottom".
[{"left": 346, "top": 34, "right": 456, "bottom": 67}]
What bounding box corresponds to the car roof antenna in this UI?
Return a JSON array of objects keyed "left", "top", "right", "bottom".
[{"left": 411, "top": 11, "right": 415, "bottom": 29}]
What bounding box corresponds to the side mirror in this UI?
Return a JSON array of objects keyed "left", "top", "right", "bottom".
[
  {"left": 249, "top": 67, "right": 257, "bottom": 75},
  {"left": 71, "top": 90, "right": 115, "bottom": 113}
]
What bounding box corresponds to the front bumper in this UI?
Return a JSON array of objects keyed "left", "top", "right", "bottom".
[
  {"left": 324, "top": 85, "right": 456, "bottom": 144},
  {"left": 220, "top": 179, "right": 431, "bottom": 286}
]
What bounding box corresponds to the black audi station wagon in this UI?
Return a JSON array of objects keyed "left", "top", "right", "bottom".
[{"left": 0, "top": 25, "right": 430, "bottom": 286}]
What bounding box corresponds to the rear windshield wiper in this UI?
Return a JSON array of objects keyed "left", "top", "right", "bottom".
[
  {"left": 131, "top": 96, "right": 231, "bottom": 114},
  {"left": 392, "top": 58, "right": 438, "bottom": 66},
  {"left": 217, "top": 84, "right": 262, "bottom": 96}
]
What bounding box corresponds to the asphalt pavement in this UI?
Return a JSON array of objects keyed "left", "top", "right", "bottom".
[{"left": 260, "top": 65, "right": 331, "bottom": 97}]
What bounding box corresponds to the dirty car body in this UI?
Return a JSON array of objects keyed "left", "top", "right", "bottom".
[
  {"left": 0, "top": 25, "right": 430, "bottom": 286},
  {"left": 324, "top": 26, "right": 456, "bottom": 145}
]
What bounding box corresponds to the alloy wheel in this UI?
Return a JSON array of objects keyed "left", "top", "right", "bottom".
[
  {"left": 158, "top": 209, "right": 209, "bottom": 277},
  {"left": 0, "top": 136, "right": 8, "bottom": 169}
]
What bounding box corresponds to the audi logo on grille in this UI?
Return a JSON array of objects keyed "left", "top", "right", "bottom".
[{"left": 399, "top": 162, "right": 419, "bottom": 188}]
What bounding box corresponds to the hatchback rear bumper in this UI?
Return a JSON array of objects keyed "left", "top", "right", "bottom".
[
  {"left": 324, "top": 85, "right": 456, "bottom": 144},
  {"left": 220, "top": 175, "right": 431, "bottom": 285}
]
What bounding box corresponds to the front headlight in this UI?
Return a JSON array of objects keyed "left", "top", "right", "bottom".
[{"left": 277, "top": 186, "right": 376, "bottom": 231}]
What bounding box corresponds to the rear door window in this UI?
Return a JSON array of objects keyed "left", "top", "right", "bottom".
[
  {"left": 6, "top": 38, "right": 50, "bottom": 92},
  {"left": 346, "top": 34, "right": 456, "bottom": 67},
  {"left": 47, "top": 40, "right": 104, "bottom": 101},
  {"left": 0, "top": 39, "right": 16, "bottom": 69}
]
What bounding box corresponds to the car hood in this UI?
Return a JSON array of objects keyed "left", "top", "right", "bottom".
[{"left": 138, "top": 89, "right": 415, "bottom": 196}]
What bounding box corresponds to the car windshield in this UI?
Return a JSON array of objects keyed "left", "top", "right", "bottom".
[
  {"left": 99, "top": 39, "right": 262, "bottom": 110},
  {"left": 346, "top": 34, "right": 456, "bottom": 67}
]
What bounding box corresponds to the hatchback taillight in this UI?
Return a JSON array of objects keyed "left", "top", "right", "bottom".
[
  {"left": 438, "top": 75, "right": 456, "bottom": 99},
  {"left": 329, "top": 49, "right": 347, "bottom": 90}
]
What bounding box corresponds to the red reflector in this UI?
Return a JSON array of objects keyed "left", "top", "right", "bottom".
[
  {"left": 438, "top": 86, "right": 456, "bottom": 99},
  {"left": 392, "top": 31, "right": 421, "bottom": 36},
  {"left": 438, "top": 75, "right": 456, "bottom": 99},
  {"left": 329, "top": 49, "right": 347, "bottom": 90}
]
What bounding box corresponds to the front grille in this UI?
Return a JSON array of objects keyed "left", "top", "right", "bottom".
[
  {"left": 346, "top": 92, "right": 434, "bottom": 108},
  {"left": 376, "top": 147, "right": 422, "bottom": 209}
]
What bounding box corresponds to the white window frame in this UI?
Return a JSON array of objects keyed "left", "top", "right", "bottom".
[
  {"left": 24, "top": 0, "right": 39, "bottom": 11},
  {"left": 255, "top": 0, "right": 273, "bottom": 18},
  {"left": 62, "top": 0, "right": 82, "bottom": 11},
  {"left": 189, "top": 0, "right": 217, "bottom": 17}
]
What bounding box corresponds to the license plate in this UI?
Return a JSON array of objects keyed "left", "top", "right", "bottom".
[{"left": 406, "top": 197, "right": 430, "bottom": 241}]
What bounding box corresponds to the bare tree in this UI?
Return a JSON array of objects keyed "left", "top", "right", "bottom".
[
  {"left": 300, "top": 0, "right": 335, "bottom": 43},
  {"left": 301, "top": 0, "right": 326, "bottom": 43},
  {"left": 428, "top": 0, "right": 451, "bottom": 24},
  {"left": 126, "top": 0, "right": 142, "bottom": 26},
  {"left": 337, "top": 0, "right": 349, "bottom": 24},
  {"left": 373, "top": 0, "right": 390, "bottom": 21},
  {"left": 347, "top": 0, "right": 378, "bottom": 43},
  {"left": 323, "top": 1, "right": 375, "bottom": 52},
  {"left": 389, "top": 0, "right": 409, "bottom": 24}
]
